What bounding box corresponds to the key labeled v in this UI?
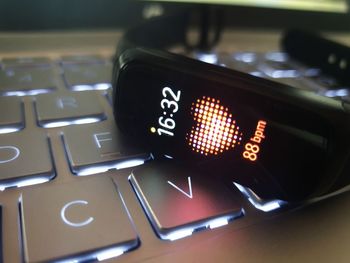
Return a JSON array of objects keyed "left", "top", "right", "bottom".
[{"left": 167, "top": 177, "right": 193, "bottom": 199}]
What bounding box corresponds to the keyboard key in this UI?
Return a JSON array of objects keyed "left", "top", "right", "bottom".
[
  {"left": 0, "top": 97, "right": 24, "bottom": 134},
  {"left": 60, "top": 55, "right": 106, "bottom": 65},
  {"left": 259, "top": 60, "right": 300, "bottom": 78},
  {"left": 1, "top": 57, "right": 51, "bottom": 68},
  {"left": 0, "top": 67, "right": 57, "bottom": 96},
  {"left": 35, "top": 91, "right": 106, "bottom": 128},
  {"left": 249, "top": 71, "right": 267, "bottom": 78},
  {"left": 323, "top": 88, "right": 350, "bottom": 98},
  {"left": 233, "top": 52, "right": 258, "bottom": 64},
  {"left": 63, "top": 64, "right": 112, "bottom": 91},
  {"left": 194, "top": 52, "right": 219, "bottom": 64},
  {"left": 0, "top": 132, "right": 55, "bottom": 190},
  {"left": 130, "top": 161, "right": 244, "bottom": 241},
  {"left": 62, "top": 122, "right": 150, "bottom": 175},
  {"left": 224, "top": 52, "right": 261, "bottom": 74},
  {"left": 264, "top": 52, "right": 289, "bottom": 62},
  {"left": 20, "top": 176, "right": 139, "bottom": 263},
  {"left": 233, "top": 182, "right": 286, "bottom": 212}
]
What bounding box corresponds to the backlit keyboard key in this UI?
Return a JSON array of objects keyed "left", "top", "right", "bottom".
[
  {"left": 0, "top": 132, "right": 55, "bottom": 190},
  {"left": 194, "top": 52, "right": 219, "bottom": 64},
  {"left": 322, "top": 88, "right": 350, "bottom": 98},
  {"left": 130, "top": 161, "right": 244, "bottom": 240},
  {"left": 2, "top": 57, "right": 51, "bottom": 68},
  {"left": 62, "top": 122, "right": 150, "bottom": 175},
  {"left": 233, "top": 52, "right": 258, "bottom": 64},
  {"left": 20, "top": 176, "right": 139, "bottom": 263},
  {"left": 227, "top": 52, "right": 262, "bottom": 74},
  {"left": 0, "top": 97, "right": 24, "bottom": 133},
  {"left": 264, "top": 52, "right": 289, "bottom": 62},
  {"left": 35, "top": 91, "right": 106, "bottom": 128},
  {"left": 259, "top": 60, "right": 300, "bottom": 78},
  {"left": 0, "top": 67, "right": 56, "bottom": 96},
  {"left": 63, "top": 64, "right": 112, "bottom": 91},
  {"left": 60, "top": 55, "right": 106, "bottom": 65}
]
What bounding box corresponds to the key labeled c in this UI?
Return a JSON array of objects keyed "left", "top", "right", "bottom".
[{"left": 60, "top": 200, "right": 94, "bottom": 227}]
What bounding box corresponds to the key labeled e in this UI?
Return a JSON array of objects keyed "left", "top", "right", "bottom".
[
  {"left": 61, "top": 200, "right": 94, "bottom": 227},
  {"left": 0, "top": 146, "right": 20, "bottom": 164}
]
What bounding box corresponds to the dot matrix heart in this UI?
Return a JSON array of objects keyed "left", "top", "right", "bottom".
[{"left": 186, "top": 96, "right": 243, "bottom": 156}]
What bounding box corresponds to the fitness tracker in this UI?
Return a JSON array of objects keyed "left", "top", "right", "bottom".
[{"left": 113, "top": 13, "right": 350, "bottom": 202}]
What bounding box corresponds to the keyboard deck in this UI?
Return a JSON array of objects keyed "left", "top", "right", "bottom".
[{"left": 0, "top": 51, "right": 349, "bottom": 262}]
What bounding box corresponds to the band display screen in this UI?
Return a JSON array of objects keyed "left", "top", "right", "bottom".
[{"left": 150, "top": 89, "right": 267, "bottom": 163}]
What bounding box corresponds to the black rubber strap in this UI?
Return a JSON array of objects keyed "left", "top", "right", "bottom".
[
  {"left": 117, "top": 8, "right": 223, "bottom": 56},
  {"left": 116, "top": 12, "right": 190, "bottom": 57},
  {"left": 282, "top": 29, "right": 350, "bottom": 85}
]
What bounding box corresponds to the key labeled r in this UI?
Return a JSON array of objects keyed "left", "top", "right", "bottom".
[
  {"left": 60, "top": 200, "right": 94, "bottom": 228},
  {"left": 0, "top": 146, "right": 20, "bottom": 164}
]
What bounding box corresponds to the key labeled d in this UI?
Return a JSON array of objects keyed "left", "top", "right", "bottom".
[{"left": 0, "top": 146, "right": 20, "bottom": 164}]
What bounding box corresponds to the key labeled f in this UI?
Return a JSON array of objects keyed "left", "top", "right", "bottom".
[{"left": 94, "top": 132, "right": 112, "bottom": 149}]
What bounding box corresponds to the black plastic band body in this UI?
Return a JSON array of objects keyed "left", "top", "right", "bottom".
[
  {"left": 113, "top": 14, "right": 350, "bottom": 202},
  {"left": 117, "top": 12, "right": 189, "bottom": 57}
]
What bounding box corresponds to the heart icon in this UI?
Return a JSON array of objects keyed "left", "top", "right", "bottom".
[{"left": 186, "top": 96, "right": 243, "bottom": 156}]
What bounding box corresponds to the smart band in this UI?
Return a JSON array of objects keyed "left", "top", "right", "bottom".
[{"left": 112, "top": 12, "right": 350, "bottom": 202}]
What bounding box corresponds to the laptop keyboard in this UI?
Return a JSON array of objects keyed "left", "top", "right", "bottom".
[
  {"left": 0, "top": 51, "right": 349, "bottom": 262},
  {"left": 195, "top": 51, "right": 350, "bottom": 100}
]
